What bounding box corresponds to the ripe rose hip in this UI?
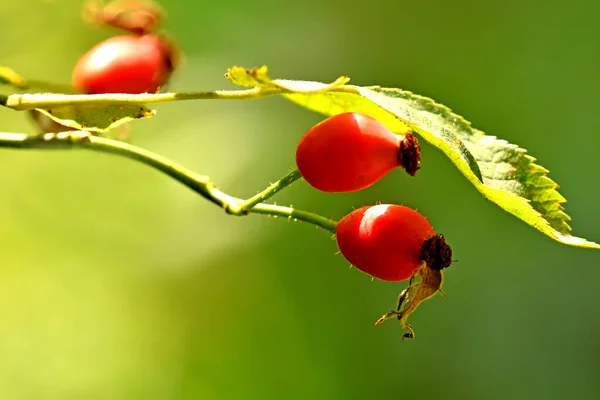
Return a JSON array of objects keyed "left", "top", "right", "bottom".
[
  {"left": 72, "top": 34, "right": 175, "bottom": 94},
  {"left": 336, "top": 204, "right": 451, "bottom": 282},
  {"left": 295, "top": 112, "right": 420, "bottom": 193}
]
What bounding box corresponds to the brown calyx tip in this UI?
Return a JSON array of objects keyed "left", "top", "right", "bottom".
[
  {"left": 83, "top": 0, "right": 165, "bottom": 35},
  {"left": 397, "top": 132, "right": 421, "bottom": 176},
  {"left": 420, "top": 234, "right": 452, "bottom": 271}
]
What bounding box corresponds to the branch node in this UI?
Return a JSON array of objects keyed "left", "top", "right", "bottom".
[{"left": 223, "top": 202, "right": 247, "bottom": 216}]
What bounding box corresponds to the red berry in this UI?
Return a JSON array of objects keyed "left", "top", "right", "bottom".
[
  {"left": 295, "top": 112, "right": 420, "bottom": 193},
  {"left": 336, "top": 204, "right": 445, "bottom": 282},
  {"left": 72, "top": 34, "right": 175, "bottom": 94}
]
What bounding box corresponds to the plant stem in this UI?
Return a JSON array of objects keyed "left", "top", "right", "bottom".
[
  {"left": 236, "top": 168, "right": 302, "bottom": 213},
  {"left": 1, "top": 88, "right": 278, "bottom": 110},
  {"left": 0, "top": 131, "right": 337, "bottom": 232},
  {"left": 251, "top": 204, "right": 337, "bottom": 232},
  {"left": 0, "top": 85, "right": 360, "bottom": 110},
  {"left": 0, "top": 66, "right": 81, "bottom": 94}
]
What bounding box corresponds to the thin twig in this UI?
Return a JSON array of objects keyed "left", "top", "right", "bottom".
[{"left": 0, "top": 131, "right": 338, "bottom": 232}]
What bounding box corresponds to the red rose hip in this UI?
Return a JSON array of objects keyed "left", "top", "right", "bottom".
[
  {"left": 72, "top": 34, "right": 175, "bottom": 94},
  {"left": 296, "top": 112, "right": 420, "bottom": 193},
  {"left": 336, "top": 204, "right": 451, "bottom": 282}
]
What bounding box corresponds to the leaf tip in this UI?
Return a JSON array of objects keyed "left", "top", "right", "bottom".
[
  {"left": 552, "top": 232, "right": 600, "bottom": 249},
  {"left": 225, "top": 65, "right": 270, "bottom": 87}
]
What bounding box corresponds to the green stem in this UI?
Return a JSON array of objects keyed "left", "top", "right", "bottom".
[
  {"left": 236, "top": 168, "right": 302, "bottom": 213},
  {"left": 0, "top": 67, "right": 81, "bottom": 94},
  {"left": 251, "top": 204, "right": 337, "bottom": 232},
  {"left": 0, "top": 85, "right": 360, "bottom": 110},
  {"left": 1, "top": 88, "right": 278, "bottom": 110},
  {"left": 0, "top": 131, "right": 337, "bottom": 232}
]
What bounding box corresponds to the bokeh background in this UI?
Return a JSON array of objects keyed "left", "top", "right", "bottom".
[{"left": 1, "top": 0, "right": 600, "bottom": 399}]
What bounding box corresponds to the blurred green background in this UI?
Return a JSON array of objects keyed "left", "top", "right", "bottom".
[{"left": 1, "top": 0, "right": 600, "bottom": 399}]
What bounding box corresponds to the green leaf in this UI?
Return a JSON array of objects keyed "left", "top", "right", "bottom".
[
  {"left": 226, "top": 68, "right": 482, "bottom": 183},
  {"left": 227, "top": 65, "right": 351, "bottom": 93},
  {"left": 226, "top": 66, "right": 599, "bottom": 249},
  {"left": 35, "top": 103, "right": 155, "bottom": 133}
]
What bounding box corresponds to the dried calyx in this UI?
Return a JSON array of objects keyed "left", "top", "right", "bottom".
[
  {"left": 420, "top": 234, "right": 452, "bottom": 270},
  {"left": 375, "top": 234, "right": 453, "bottom": 340},
  {"left": 397, "top": 132, "right": 421, "bottom": 176},
  {"left": 83, "top": 0, "right": 165, "bottom": 35}
]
